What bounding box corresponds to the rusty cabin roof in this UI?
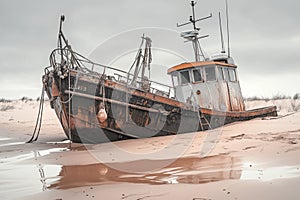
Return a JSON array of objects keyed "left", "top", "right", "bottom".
[{"left": 167, "top": 61, "right": 237, "bottom": 74}]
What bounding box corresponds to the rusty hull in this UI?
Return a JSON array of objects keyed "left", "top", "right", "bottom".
[{"left": 44, "top": 69, "right": 277, "bottom": 143}]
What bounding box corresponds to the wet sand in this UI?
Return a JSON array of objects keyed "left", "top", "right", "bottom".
[{"left": 0, "top": 100, "right": 300, "bottom": 200}]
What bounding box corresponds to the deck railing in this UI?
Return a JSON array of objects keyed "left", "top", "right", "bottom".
[{"left": 49, "top": 48, "right": 175, "bottom": 98}]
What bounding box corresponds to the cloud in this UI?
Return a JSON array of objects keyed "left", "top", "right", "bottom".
[{"left": 0, "top": 0, "right": 298, "bottom": 98}]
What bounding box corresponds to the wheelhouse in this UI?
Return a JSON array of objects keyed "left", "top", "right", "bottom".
[{"left": 168, "top": 61, "right": 245, "bottom": 112}]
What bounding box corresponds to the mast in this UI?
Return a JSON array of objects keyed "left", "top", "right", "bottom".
[
  {"left": 128, "top": 35, "right": 152, "bottom": 90},
  {"left": 58, "top": 15, "right": 65, "bottom": 63},
  {"left": 177, "top": 1, "right": 212, "bottom": 62},
  {"left": 218, "top": 12, "right": 226, "bottom": 54},
  {"left": 225, "top": 0, "right": 231, "bottom": 58},
  {"left": 141, "top": 36, "right": 152, "bottom": 82}
]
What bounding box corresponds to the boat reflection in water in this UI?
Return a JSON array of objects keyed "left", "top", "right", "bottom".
[{"left": 47, "top": 155, "right": 241, "bottom": 189}]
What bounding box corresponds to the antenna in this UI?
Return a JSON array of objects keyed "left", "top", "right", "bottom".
[
  {"left": 225, "top": 0, "right": 231, "bottom": 57},
  {"left": 177, "top": 1, "right": 212, "bottom": 62},
  {"left": 218, "top": 12, "right": 226, "bottom": 54}
]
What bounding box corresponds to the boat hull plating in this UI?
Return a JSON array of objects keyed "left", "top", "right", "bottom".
[{"left": 44, "top": 70, "right": 277, "bottom": 143}]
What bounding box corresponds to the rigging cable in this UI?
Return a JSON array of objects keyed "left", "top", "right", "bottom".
[{"left": 26, "top": 85, "right": 45, "bottom": 143}]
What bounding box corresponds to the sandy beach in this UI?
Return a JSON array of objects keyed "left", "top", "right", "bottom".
[{"left": 0, "top": 99, "right": 300, "bottom": 200}]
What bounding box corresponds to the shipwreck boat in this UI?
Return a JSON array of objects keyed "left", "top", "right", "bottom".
[{"left": 42, "top": 2, "right": 277, "bottom": 143}]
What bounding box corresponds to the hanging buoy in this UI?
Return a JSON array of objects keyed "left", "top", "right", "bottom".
[{"left": 97, "top": 103, "right": 107, "bottom": 123}]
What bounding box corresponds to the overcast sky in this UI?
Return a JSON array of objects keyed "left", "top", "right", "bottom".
[{"left": 0, "top": 0, "right": 299, "bottom": 99}]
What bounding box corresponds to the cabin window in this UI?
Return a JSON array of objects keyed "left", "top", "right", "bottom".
[
  {"left": 172, "top": 73, "right": 179, "bottom": 86},
  {"left": 205, "top": 66, "right": 216, "bottom": 81},
  {"left": 224, "top": 68, "right": 237, "bottom": 82},
  {"left": 180, "top": 70, "right": 191, "bottom": 84},
  {"left": 228, "top": 68, "right": 237, "bottom": 82},
  {"left": 217, "top": 67, "right": 224, "bottom": 80},
  {"left": 192, "top": 68, "right": 203, "bottom": 82},
  {"left": 224, "top": 68, "right": 230, "bottom": 81}
]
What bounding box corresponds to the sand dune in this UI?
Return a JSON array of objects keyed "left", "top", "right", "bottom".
[{"left": 0, "top": 99, "right": 300, "bottom": 199}]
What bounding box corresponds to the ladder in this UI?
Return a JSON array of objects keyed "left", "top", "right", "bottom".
[
  {"left": 198, "top": 111, "right": 211, "bottom": 131},
  {"left": 190, "top": 91, "right": 212, "bottom": 131}
]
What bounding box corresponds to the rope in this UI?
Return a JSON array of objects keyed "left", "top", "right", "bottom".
[
  {"left": 26, "top": 85, "right": 45, "bottom": 143},
  {"left": 58, "top": 69, "right": 80, "bottom": 104},
  {"left": 68, "top": 71, "right": 72, "bottom": 148},
  {"left": 98, "top": 69, "right": 107, "bottom": 107}
]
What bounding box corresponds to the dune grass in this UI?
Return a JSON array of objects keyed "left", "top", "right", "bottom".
[
  {"left": 0, "top": 105, "right": 15, "bottom": 112},
  {"left": 245, "top": 93, "right": 299, "bottom": 102},
  {"left": 0, "top": 98, "right": 12, "bottom": 103}
]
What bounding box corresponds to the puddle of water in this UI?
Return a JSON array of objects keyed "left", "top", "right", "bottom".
[
  {"left": 0, "top": 164, "right": 62, "bottom": 199},
  {"left": 47, "top": 140, "right": 72, "bottom": 144},
  {"left": 0, "top": 147, "right": 66, "bottom": 199},
  {"left": 35, "top": 148, "right": 69, "bottom": 157},
  {"left": 48, "top": 155, "right": 242, "bottom": 189},
  {"left": 0, "top": 152, "right": 34, "bottom": 163},
  {"left": 1, "top": 145, "right": 300, "bottom": 199},
  {"left": 0, "top": 148, "right": 68, "bottom": 164},
  {"left": 241, "top": 165, "right": 300, "bottom": 181},
  {"left": 46, "top": 141, "right": 92, "bottom": 151},
  {"left": 47, "top": 156, "right": 300, "bottom": 190},
  {"left": 0, "top": 137, "right": 11, "bottom": 141},
  {"left": 0, "top": 141, "right": 25, "bottom": 147}
]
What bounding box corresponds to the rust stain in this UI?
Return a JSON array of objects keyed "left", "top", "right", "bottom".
[
  {"left": 201, "top": 106, "right": 277, "bottom": 118},
  {"left": 168, "top": 61, "right": 237, "bottom": 74},
  {"left": 51, "top": 80, "right": 59, "bottom": 97}
]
